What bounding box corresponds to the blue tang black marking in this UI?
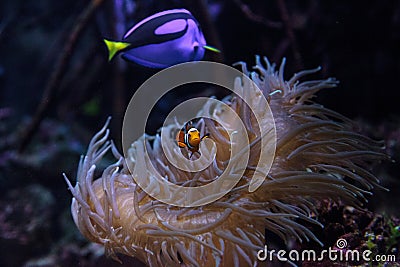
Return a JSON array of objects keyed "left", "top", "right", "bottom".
[{"left": 104, "top": 9, "right": 220, "bottom": 68}]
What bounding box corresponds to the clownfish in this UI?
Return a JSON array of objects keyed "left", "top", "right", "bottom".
[
  {"left": 103, "top": 9, "right": 220, "bottom": 68},
  {"left": 176, "top": 121, "right": 210, "bottom": 158}
]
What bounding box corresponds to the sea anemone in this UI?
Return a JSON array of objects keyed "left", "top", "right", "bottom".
[{"left": 64, "top": 56, "right": 387, "bottom": 266}]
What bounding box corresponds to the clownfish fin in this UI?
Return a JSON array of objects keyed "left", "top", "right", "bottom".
[
  {"left": 203, "top": 45, "right": 221, "bottom": 53},
  {"left": 201, "top": 133, "right": 210, "bottom": 140},
  {"left": 189, "top": 151, "right": 201, "bottom": 159},
  {"left": 103, "top": 39, "right": 130, "bottom": 61},
  {"left": 184, "top": 121, "right": 193, "bottom": 133},
  {"left": 177, "top": 141, "right": 186, "bottom": 148}
]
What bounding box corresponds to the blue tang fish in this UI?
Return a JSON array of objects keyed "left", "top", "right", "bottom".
[{"left": 104, "top": 9, "right": 220, "bottom": 68}]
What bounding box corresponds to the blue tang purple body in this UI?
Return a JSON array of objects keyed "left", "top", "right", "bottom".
[{"left": 104, "top": 9, "right": 220, "bottom": 68}]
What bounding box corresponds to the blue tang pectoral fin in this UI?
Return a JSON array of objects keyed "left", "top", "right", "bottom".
[{"left": 103, "top": 39, "right": 131, "bottom": 61}]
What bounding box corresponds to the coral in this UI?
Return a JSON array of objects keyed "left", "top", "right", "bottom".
[
  {"left": 302, "top": 201, "right": 400, "bottom": 266},
  {"left": 64, "top": 57, "right": 387, "bottom": 266},
  {"left": 0, "top": 185, "right": 55, "bottom": 266}
]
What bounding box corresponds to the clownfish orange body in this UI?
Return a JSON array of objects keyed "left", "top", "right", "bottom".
[{"left": 176, "top": 121, "right": 209, "bottom": 158}]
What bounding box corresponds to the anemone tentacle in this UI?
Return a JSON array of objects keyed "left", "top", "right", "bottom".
[{"left": 65, "top": 57, "right": 386, "bottom": 267}]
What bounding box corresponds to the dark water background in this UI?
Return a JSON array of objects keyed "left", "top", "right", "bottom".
[{"left": 0, "top": 0, "right": 399, "bottom": 266}]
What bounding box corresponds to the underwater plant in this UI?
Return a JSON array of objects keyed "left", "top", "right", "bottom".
[{"left": 64, "top": 56, "right": 387, "bottom": 266}]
